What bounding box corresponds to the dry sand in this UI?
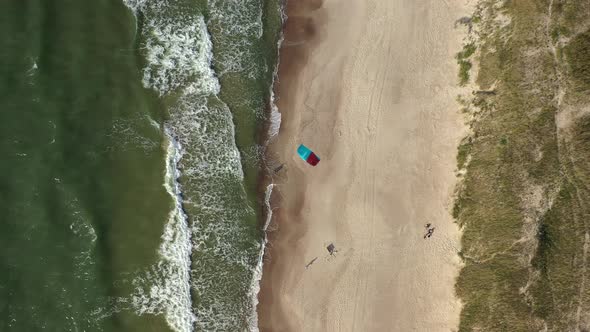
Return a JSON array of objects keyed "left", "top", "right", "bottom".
[{"left": 258, "top": 0, "right": 472, "bottom": 331}]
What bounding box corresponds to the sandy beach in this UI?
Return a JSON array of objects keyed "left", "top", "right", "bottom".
[{"left": 258, "top": 0, "right": 472, "bottom": 330}]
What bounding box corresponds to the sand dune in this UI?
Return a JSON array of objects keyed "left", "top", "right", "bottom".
[{"left": 258, "top": 0, "right": 472, "bottom": 330}]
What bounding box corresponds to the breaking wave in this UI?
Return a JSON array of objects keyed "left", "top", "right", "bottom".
[{"left": 128, "top": 134, "right": 195, "bottom": 332}]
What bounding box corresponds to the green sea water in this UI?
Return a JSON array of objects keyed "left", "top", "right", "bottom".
[
  {"left": 0, "top": 1, "right": 174, "bottom": 330},
  {"left": 0, "top": 0, "right": 282, "bottom": 331}
]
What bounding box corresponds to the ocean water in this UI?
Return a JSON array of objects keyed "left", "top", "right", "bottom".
[{"left": 0, "top": 0, "right": 281, "bottom": 331}]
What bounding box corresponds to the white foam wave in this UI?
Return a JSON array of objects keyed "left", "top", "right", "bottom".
[
  {"left": 121, "top": 0, "right": 149, "bottom": 13},
  {"left": 159, "top": 133, "right": 196, "bottom": 331},
  {"left": 268, "top": 88, "right": 281, "bottom": 139},
  {"left": 269, "top": 17, "right": 286, "bottom": 139},
  {"left": 207, "top": 0, "right": 264, "bottom": 76},
  {"left": 169, "top": 93, "right": 244, "bottom": 180},
  {"left": 247, "top": 183, "right": 275, "bottom": 332},
  {"left": 130, "top": 134, "right": 195, "bottom": 332},
  {"left": 267, "top": 11, "right": 286, "bottom": 140},
  {"left": 142, "top": 14, "right": 219, "bottom": 96},
  {"left": 168, "top": 93, "right": 262, "bottom": 330},
  {"left": 69, "top": 218, "right": 97, "bottom": 244}
]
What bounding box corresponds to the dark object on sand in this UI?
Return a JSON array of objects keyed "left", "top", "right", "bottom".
[
  {"left": 273, "top": 163, "right": 284, "bottom": 173},
  {"left": 424, "top": 227, "right": 436, "bottom": 239},
  {"left": 455, "top": 16, "right": 472, "bottom": 27},
  {"left": 327, "top": 243, "right": 336, "bottom": 255},
  {"left": 305, "top": 257, "right": 318, "bottom": 269},
  {"left": 455, "top": 16, "right": 473, "bottom": 33},
  {"left": 474, "top": 89, "right": 496, "bottom": 96}
]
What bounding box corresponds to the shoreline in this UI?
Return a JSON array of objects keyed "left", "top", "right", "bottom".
[
  {"left": 250, "top": 2, "right": 286, "bottom": 329},
  {"left": 257, "top": 0, "right": 472, "bottom": 330},
  {"left": 257, "top": 0, "right": 324, "bottom": 329}
]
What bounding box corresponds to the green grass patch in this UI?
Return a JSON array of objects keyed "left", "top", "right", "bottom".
[
  {"left": 457, "top": 43, "right": 476, "bottom": 85},
  {"left": 458, "top": 60, "right": 472, "bottom": 85},
  {"left": 458, "top": 43, "right": 477, "bottom": 60}
]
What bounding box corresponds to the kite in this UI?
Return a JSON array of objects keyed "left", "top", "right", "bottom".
[{"left": 297, "top": 144, "right": 320, "bottom": 166}]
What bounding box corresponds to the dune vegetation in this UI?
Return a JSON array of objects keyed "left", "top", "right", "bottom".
[{"left": 454, "top": 0, "right": 590, "bottom": 330}]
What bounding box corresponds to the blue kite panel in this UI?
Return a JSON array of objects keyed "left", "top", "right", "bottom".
[{"left": 297, "top": 144, "right": 312, "bottom": 161}]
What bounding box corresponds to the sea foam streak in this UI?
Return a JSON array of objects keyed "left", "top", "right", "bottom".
[
  {"left": 207, "top": 0, "right": 264, "bottom": 76},
  {"left": 268, "top": 89, "right": 281, "bottom": 139},
  {"left": 267, "top": 8, "right": 286, "bottom": 140},
  {"left": 247, "top": 183, "right": 274, "bottom": 332},
  {"left": 141, "top": 13, "right": 219, "bottom": 96},
  {"left": 157, "top": 134, "right": 196, "bottom": 331},
  {"left": 129, "top": 134, "right": 196, "bottom": 332}
]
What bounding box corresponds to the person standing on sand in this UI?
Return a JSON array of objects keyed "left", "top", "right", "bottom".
[{"left": 423, "top": 225, "right": 435, "bottom": 239}]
